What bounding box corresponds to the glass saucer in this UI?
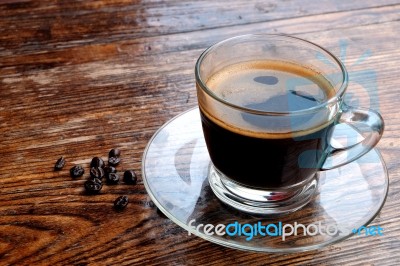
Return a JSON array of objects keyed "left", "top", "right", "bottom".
[{"left": 142, "top": 107, "right": 389, "bottom": 253}]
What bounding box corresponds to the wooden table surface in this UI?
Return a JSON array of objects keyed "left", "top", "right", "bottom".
[{"left": 1, "top": 0, "right": 399, "bottom": 265}]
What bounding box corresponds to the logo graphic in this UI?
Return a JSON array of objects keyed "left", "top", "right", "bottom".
[
  {"left": 188, "top": 219, "right": 384, "bottom": 241},
  {"left": 291, "top": 39, "right": 381, "bottom": 168}
]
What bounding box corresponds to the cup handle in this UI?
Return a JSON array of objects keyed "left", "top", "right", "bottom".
[{"left": 320, "top": 103, "right": 384, "bottom": 170}]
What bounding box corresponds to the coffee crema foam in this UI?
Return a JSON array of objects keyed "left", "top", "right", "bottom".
[{"left": 200, "top": 60, "right": 338, "bottom": 139}]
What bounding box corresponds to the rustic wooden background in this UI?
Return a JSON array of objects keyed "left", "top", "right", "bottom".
[{"left": 0, "top": 0, "right": 399, "bottom": 265}]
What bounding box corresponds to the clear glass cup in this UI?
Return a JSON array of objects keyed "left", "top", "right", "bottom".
[{"left": 195, "top": 34, "right": 384, "bottom": 215}]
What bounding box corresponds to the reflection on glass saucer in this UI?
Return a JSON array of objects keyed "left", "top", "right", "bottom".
[{"left": 142, "top": 107, "right": 388, "bottom": 253}]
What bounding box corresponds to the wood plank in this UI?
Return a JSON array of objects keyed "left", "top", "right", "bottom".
[
  {"left": 1, "top": 3, "right": 400, "bottom": 67},
  {"left": 1, "top": 0, "right": 400, "bottom": 54}
]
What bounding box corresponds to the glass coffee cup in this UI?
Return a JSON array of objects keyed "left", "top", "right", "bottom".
[{"left": 195, "top": 34, "right": 384, "bottom": 215}]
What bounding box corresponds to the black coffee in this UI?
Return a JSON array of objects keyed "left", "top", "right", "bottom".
[{"left": 200, "top": 60, "right": 336, "bottom": 188}]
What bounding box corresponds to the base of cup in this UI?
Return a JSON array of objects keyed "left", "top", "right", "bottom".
[{"left": 208, "top": 164, "right": 318, "bottom": 215}]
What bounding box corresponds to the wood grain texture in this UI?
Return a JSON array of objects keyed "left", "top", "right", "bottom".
[{"left": 0, "top": 0, "right": 399, "bottom": 265}]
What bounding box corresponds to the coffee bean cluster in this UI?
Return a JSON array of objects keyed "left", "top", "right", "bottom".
[{"left": 54, "top": 148, "right": 137, "bottom": 211}]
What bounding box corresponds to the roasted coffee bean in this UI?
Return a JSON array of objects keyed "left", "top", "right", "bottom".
[
  {"left": 70, "top": 165, "right": 84, "bottom": 178},
  {"left": 54, "top": 157, "right": 66, "bottom": 170},
  {"left": 123, "top": 170, "right": 137, "bottom": 184},
  {"left": 90, "top": 157, "right": 105, "bottom": 168},
  {"left": 84, "top": 178, "right": 102, "bottom": 193},
  {"left": 104, "top": 166, "right": 117, "bottom": 174},
  {"left": 114, "top": 195, "right": 129, "bottom": 210},
  {"left": 106, "top": 172, "right": 120, "bottom": 184},
  {"left": 90, "top": 167, "right": 105, "bottom": 179},
  {"left": 109, "top": 148, "right": 121, "bottom": 158},
  {"left": 108, "top": 156, "right": 121, "bottom": 166}
]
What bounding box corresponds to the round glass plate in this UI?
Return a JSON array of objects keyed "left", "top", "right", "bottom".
[{"left": 142, "top": 107, "right": 389, "bottom": 253}]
